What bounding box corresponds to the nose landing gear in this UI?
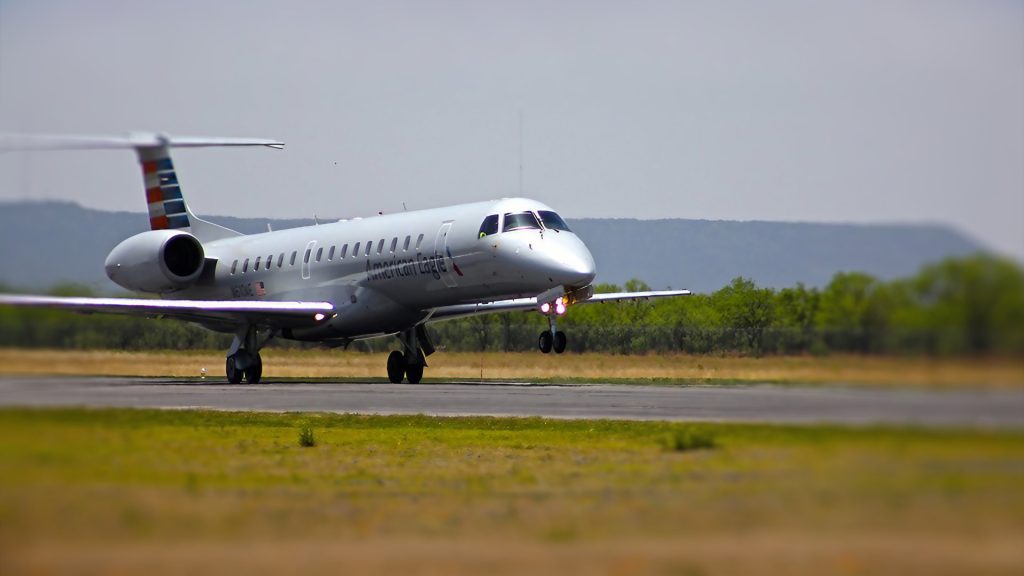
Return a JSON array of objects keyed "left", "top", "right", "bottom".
[{"left": 538, "top": 313, "right": 567, "bottom": 354}]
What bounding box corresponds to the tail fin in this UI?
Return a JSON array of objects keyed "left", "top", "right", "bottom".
[
  {"left": 138, "top": 143, "right": 190, "bottom": 231},
  {"left": 134, "top": 134, "right": 284, "bottom": 242},
  {"left": 0, "top": 132, "right": 284, "bottom": 242}
]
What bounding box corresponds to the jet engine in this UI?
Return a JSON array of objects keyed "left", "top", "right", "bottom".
[{"left": 104, "top": 229, "right": 206, "bottom": 293}]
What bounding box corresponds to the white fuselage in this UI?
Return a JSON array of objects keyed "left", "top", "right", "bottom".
[{"left": 175, "top": 198, "right": 595, "bottom": 340}]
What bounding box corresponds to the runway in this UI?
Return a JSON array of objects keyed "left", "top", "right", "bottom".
[{"left": 1, "top": 376, "right": 1022, "bottom": 428}]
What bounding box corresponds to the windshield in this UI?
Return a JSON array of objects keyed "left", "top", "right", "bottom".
[
  {"left": 503, "top": 211, "right": 541, "bottom": 232},
  {"left": 537, "top": 210, "right": 571, "bottom": 232},
  {"left": 478, "top": 214, "right": 499, "bottom": 238}
]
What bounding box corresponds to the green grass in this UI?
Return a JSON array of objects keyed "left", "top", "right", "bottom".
[
  {"left": 0, "top": 409, "right": 1022, "bottom": 574},
  {"left": 298, "top": 426, "right": 317, "bottom": 447},
  {"left": 661, "top": 427, "right": 717, "bottom": 451}
]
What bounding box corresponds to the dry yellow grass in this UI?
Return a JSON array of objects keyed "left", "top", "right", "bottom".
[{"left": 1, "top": 347, "right": 1022, "bottom": 388}]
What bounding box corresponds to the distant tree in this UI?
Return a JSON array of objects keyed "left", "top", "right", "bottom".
[
  {"left": 623, "top": 279, "right": 652, "bottom": 293},
  {"left": 910, "top": 255, "right": 1024, "bottom": 355},
  {"left": 773, "top": 283, "right": 820, "bottom": 353},
  {"left": 714, "top": 277, "right": 775, "bottom": 354},
  {"left": 816, "top": 272, "right": 892, "bottom": 352}
]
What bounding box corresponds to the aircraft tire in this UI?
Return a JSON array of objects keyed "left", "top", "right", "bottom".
[
  {"left": 245, "top": 353, "right": 263, "bottom": 384},
  {"left": 538, "top": 331, "right": 553, "bottom": 354},
  {"left": 553, "top": 331, "right": 567, "bottom": 354},
  {"left": 406, "top": 362, "right": 424, "bottom": 384},
  {"left": 226, "top": 355, "right": 243, "bottom": 384},
  {"left": 387, "top": 350, "right": 405, "bottom": 384},
  {"left": 406, "top": 350, "right": 426, "bottom": 384}
]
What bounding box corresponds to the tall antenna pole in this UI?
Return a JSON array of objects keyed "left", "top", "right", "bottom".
[{"left": 518, "top": 110, "right": 524, "bottom": 196}]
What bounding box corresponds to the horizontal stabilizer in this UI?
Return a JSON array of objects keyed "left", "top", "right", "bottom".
[{"left": 0, "top": 133, "right": 284, "bottom": 152}]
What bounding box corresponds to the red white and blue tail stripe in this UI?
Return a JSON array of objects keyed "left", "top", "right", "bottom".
[{"left": 139, "top": 146, "right": 190, "bottom": 230}]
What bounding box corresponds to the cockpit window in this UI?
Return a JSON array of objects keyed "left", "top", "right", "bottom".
[
  {"left": 478, "top": 214, "right": 500, "bottom": 238},
  {"left": 503, "top": 211, "right": 541, "bottom": 232},
  {"left": 537, "top": 210, "right": 571, "bottom": 232}
]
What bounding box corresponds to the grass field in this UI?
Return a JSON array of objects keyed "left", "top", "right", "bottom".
[
  {"left": 0, "top": 408, "right": 1022, "bottom": 575},
  {"left": 2, "top": 347, "right": 1023, "bottom": 388}
]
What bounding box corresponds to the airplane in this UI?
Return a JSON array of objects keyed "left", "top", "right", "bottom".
[{"left": 0, "top": 133, "right": 690, "bottom": 383}]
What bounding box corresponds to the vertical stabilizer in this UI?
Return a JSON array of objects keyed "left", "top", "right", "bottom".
[
  {"left": 127, "top": 134, "right": 284, "bottom": 242},
  {"left": 133, "top": 139, "right": 243, "bottom": 242},
  {"left": 138, "top": 142, "right": 191, "bottom": 231}
]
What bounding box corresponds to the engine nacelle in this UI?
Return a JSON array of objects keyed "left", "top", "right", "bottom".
[{"left": 104, "top": 229, "right": 206, "bottom": 293}]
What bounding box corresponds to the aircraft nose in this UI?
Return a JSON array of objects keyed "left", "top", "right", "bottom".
[{"left": 548, "top": 237, "right": 596, "bottom": 287}]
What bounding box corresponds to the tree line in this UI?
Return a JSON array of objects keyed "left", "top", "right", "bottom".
[{"left": 1, "top": 255, "right": 1021, "bottom": 356}]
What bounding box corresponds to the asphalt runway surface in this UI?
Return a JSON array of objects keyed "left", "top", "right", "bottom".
[{"left": 1, "top": 376, "right": 1022, "bottom": 428}]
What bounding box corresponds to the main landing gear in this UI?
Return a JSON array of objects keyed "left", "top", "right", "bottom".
[
  {"left": 386, "top": 325, "right": 435, "bottom": 384},
  {"left": 225, "top": 325, "right": 271, "bottom": 384},
  {"left": 538, "top": 314, "right": 567, "bottom": 354}
]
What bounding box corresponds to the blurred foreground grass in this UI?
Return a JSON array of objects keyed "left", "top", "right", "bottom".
[
  {"left": 2, "top": 347, "right": 1023, "bottom": 388},
  {"left": 0, "top": 408, "right": 1022, "bottom": 575}
]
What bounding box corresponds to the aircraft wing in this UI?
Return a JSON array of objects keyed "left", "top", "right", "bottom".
[
  {"left": 577, "top": 290, "right": 692, "bottom": 303},
  {"left": 428, "top": 290, "right": 691, "bottom": 322},
  {"left": 0, "top": 294, "right": 334, "bottom": 329}
]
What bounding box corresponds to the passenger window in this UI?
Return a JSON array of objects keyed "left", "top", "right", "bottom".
[
  {"left": 403, "top": 236, "right": 411, "bottom": 251},
  {"left": 254, "top": 256, "right": 261, "bottom": 271},
  {"left": 503, "top": 211, "right": 541, "bottom": 232},
  {"left": 377, "top": 239, "right": 385, "bottom": 254},
  {"left": 341, "top": 244, "right": 348, "bottom": 258},
  {"left": 277, "top": 253, "right": 284, "bottom": 268},
  {"left": 478, "top": 214, "right": 500, "bottom": 238},
  {"left": 290, "top": 251, "right": 297, "bottom": 266},
  {"left": 316, "top": 247, "right": 323, "bottom": 262},
  {"left": 365, "top": 241, "right": 372, "bottom": 256},
  {"left": 415, "top": 234, "right": 424, "bottom": 250},
  {"left": 242, "top": 258, "right": 249, "bottom": 273},
  {"left": 353, "top": 242, "right": 361, "bottom": 256},
  {"left": 304, "top": 248, "right": 312, "bottom": 264},
  {"left": 537, "top": 210, "right": 571, "bottom": 232},
  {"left": 328, "top": 246, "right": 335, "bottom": 261},
  {"left": 390, "top": 237, "right": 397, "bottom": 253},
  {"left": 266, "top": 255, "right": 272, "bottom": 270},
  {"left": 231, "top": 260, "right": 238, "bottom": 275}
]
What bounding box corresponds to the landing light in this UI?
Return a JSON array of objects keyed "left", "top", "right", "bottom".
[
  {"left": 540, "top": 302, "right": 551, "bottom": 314},
  {"left": 314, "top": 313, "right": 326, "bottom": 321}
]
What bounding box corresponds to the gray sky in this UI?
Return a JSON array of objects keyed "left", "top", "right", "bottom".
[{"left": 1, "top": 0, "right": 1021, "bottom": 259}]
